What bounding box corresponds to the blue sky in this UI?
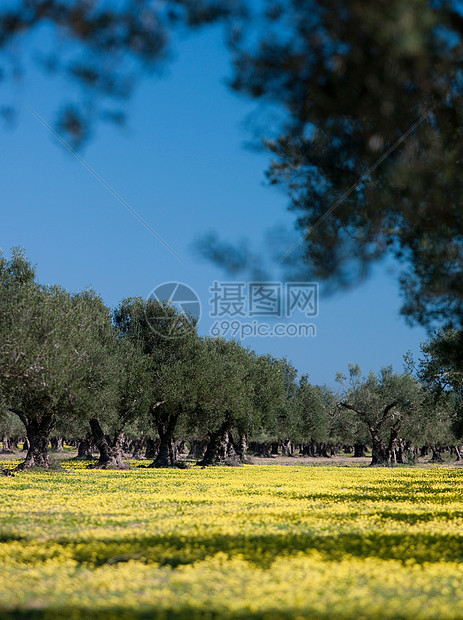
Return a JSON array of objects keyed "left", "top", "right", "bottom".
[{"left": 0, "top": 25, "right": 428, "bottom": 386}]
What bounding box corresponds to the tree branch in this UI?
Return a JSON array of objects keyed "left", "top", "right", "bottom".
[
  {"left": 8, "top": 408, "right": 27, "bottom": 427},
  {"left": 337, "top": 401, "right": 363, "bottom": 416},
  {"left": 151, "top": 401, "right": 165, "bottom": 411},
  {"left": 379, "top": 401, "right": 398, "bottom": 428}
]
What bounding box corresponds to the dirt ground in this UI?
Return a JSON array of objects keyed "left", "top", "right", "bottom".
[{"left": 2, "top": 448, "right": 463, "bottom": 468}]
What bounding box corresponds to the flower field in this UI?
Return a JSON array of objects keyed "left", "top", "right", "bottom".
[{"left": 1, "top": 461, "right": 463, "bottom": 619}]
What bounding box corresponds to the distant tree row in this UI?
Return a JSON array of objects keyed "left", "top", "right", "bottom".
[{"left": 0, "top": 248, "right": 462, "bottom": 471}]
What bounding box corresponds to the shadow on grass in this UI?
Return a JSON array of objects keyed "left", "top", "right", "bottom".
[
  {"left": 5, "top": 529, "right": 462, "bottom": 567},
  {"left": 0, "top": 608, "right": 311, "bottom": 620}
]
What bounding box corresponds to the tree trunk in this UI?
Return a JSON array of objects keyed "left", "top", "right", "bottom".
[
  {"left": 177, "top": 440, "right": 188, "bottom": 455},
  {"left": 132, "top": 438, "right": 146, "bottom": 460},
  {"left": 353, "top": 443, "right": 366, "bottom": 457},
  {"left": 309, "top": 439, "right": 317, "bottom": 457},
  {"left": 369, "top": 426, "right": 390, "bottom": 467},
  {"left": 151, "top": 434, "right": 177, "bottom": 467},
  {"left": 316, "top": 442, "right": 331, "bottom": 457},
  {"left": 420, "top": 445, "right": 429, "bottom": 457},
  {"left": 77, "top": 437, "right": 94, "bottom": 459},
  {"left": 431, "top": 446, "right": 444, "bottom": 462},
  {"left": 1, "top": 434, "right": 15, "bottom": 454},
  {"left": 188, "top": 439, "right": 207, "bottom": 459},
  {"left": 337, "top": 400, "right": 398, "bottom": 467},
  {"left": 150, "top": 407, "right": 180, "bottom": 468},
  {"left": 281, "top": 439, "right": 294, "bottom": 456},
  {"left": 271, "top": 442, "right": 280, "bottom": 455},
  {"left": 144, "top": 437, "right": 158, "bottom": 459},
  {"left": 198, "top": 416, "right": 238, "bottom": 466},
  {"left": 455, "top": 445, "right": 463, "bottom": 462},
  {"left": 251, "top": 442, "right": 273, "bottom": 457},
  {"left": 234, "top": 433, "right": 251, "bottom": 464},
  {"left": 300, "top": 444, "right": 309, "bottom": 457},
  {"left": 15, "top": 415, "right": 55, "bottom": 470},
  {"left": 88, "top": 418, "right": 128, "bottom": 469},
  {"left": 396, "top": 438, "right": 408, "bottom": 464},
  {"left": 50, "top": 436, "right": 64, "bottom": 452},
  {"left": 387, "top": 423, "right": 400, "bottom": 466}
]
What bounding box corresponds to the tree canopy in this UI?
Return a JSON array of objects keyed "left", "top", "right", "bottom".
[
  {"left": 0, "top": 248, "right": 120, "bottom": 468},
  {"left": 197, "top": 1, "right": 463, "bottom": 330},
  {"left": 2, "top": 249, "right": 463, "bottom": 470},
  {"left": 337, "top": 364, "right": 424, "bottom": 465},
  {"left": 0, "top": 0, "right": 245, "bottom": 145},
  {"left": 2, "top": 2, "right": 463, "bottom": 328}
]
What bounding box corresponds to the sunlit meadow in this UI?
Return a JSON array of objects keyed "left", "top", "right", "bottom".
[{"left": 1, "top": 461, "right": 463, "bottom": 618}]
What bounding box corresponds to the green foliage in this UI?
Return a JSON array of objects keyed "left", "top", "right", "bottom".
[
  {"left": 195, "top": 1, "right": 463, "bottom": 328},
  {"left": 114, "top": 297, "right": 203, "bottom": 418},
  {"left": 0, "top": 0, "right": 245, "bottom": 145},
  {"left": 0, "top": 249, "right": 106, "bottom": 431},
  {"left": 0, "top": 249, "right": 153, "bottom": 467},
  {"left": 337, "top": 364, "right": 425, "bottom": 449},
  {"left": 269, "top": 358, "right": 299, "bottom": 441},
  {"left": 294, "top": 376, "right": 335, "bottom": 443},
  {"left": 1, "top": 247, "right": 461, "bottom": 466},
  {"left": 418, "top": 328, "right": 463, "bottom": 441},
  {"left": 195, "top": 337, "right": 258, "bottom": 436}
]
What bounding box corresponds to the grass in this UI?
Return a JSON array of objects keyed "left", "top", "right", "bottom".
[{"left": 1, "top": 461, "right": 463, "bottom": 618}]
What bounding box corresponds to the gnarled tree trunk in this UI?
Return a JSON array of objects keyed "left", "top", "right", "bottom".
[
  {"left": 144, "top": 437, "right": 159, "bottom": 459},
  {"left": 77, "top": 436, "right": 94, "bottom": 459},
  {"left": 369, "top": 426, "right": 390, "bottom": 467},
  {"left": 396, "top": 438, "right": 408, "bottom": 464},
  {"left": 177, "top": 440, "right": 188, "bottom": 455},
  {"left": 281, "top": 439, "right": 294, "bottom": 456},
  {"left": 14, "top": 413, "right": 55, "bottom": 470},
  {"left": 234, "top": 433, "right": 251, "bottom": 464},
  {"left": 387, "top": 422, "right": 401, "bottom": 466},
  {"left": 132, "top": 438, "right": 146, "bottom": 460},
  {"left": 188, "top": 439, "right": 207, "bottom": 459},
  {"left": 149, "top": 404, "right": 179, "bottom": 468},
  {"left": 50, "top": 436, "right": 64, "bottom": 452},
  {"left": 1, "top": 434, "right": 15, "bottom": 454},
  {"left": 251, "top": 442, "right": 273, "bottom": 457},
  {"left": 316, "top": 442, "right": 331, "bottom": 457},
  {"left": 88, "top": 418, "right": 128, "bottom": 470},
  {"left": 198, "top": 415, "right": 239, "bottom": 466},
  {"left": 338, "top": 400, "right": 398, "bottom": 467},
  {"left": 354, "top": 443, "right": 366, "bottom": 458}
]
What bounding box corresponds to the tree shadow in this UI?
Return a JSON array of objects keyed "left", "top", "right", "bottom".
[{"left": 17, "top": 529, "right": 463, "bottom": 568}]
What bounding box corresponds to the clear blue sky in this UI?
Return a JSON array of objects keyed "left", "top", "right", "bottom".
[{"left": 0, "top": 25, "right": 428, "bottom": 386}]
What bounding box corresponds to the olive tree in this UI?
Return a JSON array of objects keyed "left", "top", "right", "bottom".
[
  {"left": 192, "top": 339, "right": 285, "bottom": 466},
  {"left": 417, "top": 328, "right": 463, "bottom": 457},
  {"left": 222, "top": 1, "right": 463, "bottom": 329},
  {"left": 114, "top": 297, "right": 204, "bottom": 467},
  {"left": 0, "top": 248, "right": 122, "bottom": 469},
  {"left": 86, "top": 332, "right": 153, "bottom": 470},
  {"left": 337, "top": 364, "right": 424, "bottom": 466},
  {"left": 293, "top": 377, "right": 336, "bottom": 456},
  {"left": 267, "top": 358, "right": 300, "bottom": 456}
]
